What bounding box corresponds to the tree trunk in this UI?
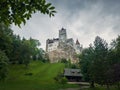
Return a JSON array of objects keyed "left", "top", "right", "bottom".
[
  {"left": 90, "top": 81, "right": 95, "bottom": 88},
  {"left": 117, "top": 82, "right": 120, "bottom": 89},
  {"left": 106, "top": 83, "right": 110, "bottom": 90}
]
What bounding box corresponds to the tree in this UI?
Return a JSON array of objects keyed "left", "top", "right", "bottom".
[
  {"left": 0, "top": 22, "right": 44, "bottom": 65},
  {"left": 20, "top": 38, "right": 33, "bottom": 67},
  {"left": 80, "top": 45, "right": 95, "bottom": 87},
  {"left": 0, "top": 23, "right": 13, "bottom": 59},
  {"left": 80, "top": 36, "right": 109, "bottom": 88},
  {"left": 10, "top": 35, "right": 22, "bottom": 63},
  {"left": 80, "top": 36, "right": 120, "bottom": 89},
  {"left": 0, "top": 0, "right": 56, "bottom": 27},
  {"left": 29, "top": 38, "right": 40, "bottom": 60},
  {"left": 92, "top": 36, "right": 110, "bottom": 88},
  {"left": 108, "top": 36, "right": 120, "bottom": 88},
  {"left": 0, "top": 50, "right": 9, "bottom": 81}
]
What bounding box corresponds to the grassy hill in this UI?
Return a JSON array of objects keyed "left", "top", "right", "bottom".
[{"left": 0, "top": 61, "right": 78, "bottom": 90}]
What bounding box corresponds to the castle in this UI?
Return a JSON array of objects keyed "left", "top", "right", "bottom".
[{"left": 46, "top": 28, "right": 83, "bottom": 63}]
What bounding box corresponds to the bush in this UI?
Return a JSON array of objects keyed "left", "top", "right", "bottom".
[
  {"left": 60, "top": 77, "right": 68, "bottom": 84},
  {"left": 0, "top": 50, "right": 9, "bottom": 81},
  {"left": 54, "top": 73, "right": 68, "bottom": 85},
  {"left": 60, "top": 58, "right": 68, "bottom": 64},
  {"left": 24, "top": 72, "right": 33, "bottom": 76}
]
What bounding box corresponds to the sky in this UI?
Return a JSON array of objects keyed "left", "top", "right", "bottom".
[{"left": 11, "top": 0, "right": 120, "bottom": 50}]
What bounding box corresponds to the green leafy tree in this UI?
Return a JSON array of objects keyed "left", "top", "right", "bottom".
[
  {"left": 80, "top": 36, "right": 109, "bottom": 88},
  {"left": 10, "top": 35, "right": 22, "bottom": 63},
  {"left": 37, "top": 48, "right": 47, "bottom": 62},
  {"left": 0, "top": 23, "right": 13, "bottom": 59},
  {"left": 29, "top": 38, "right": 40, "bottom": 60},
  {"left": 92, "top": 36, "right": 109, "bottom": 85},
  {"left": 80, "top": 36, "right": 120, "bottom": 89},
  {"left": 0, "top": 0, "right": 56, "bottom": 26},
  {"left": 80, "top": 45, "right": 95, "bottom": 87},
  {"left": 20, "top": 38, "right": 33, "bottom": 67},
  {"left": 108, "top": 36, "right": 120, "bottom": 88},
  {"left": 0, "top": 50, "right": 9, "bottom": 81}
]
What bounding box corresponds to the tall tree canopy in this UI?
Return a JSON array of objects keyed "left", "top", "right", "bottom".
[
  {"left": 0, "top": 0, "right": 56, "bottom": 26},
  {"left": 80, "top": 45, "right": 95, "bottom": 87},
  {"left": 0, "top": 23, "right": 46, "bottom": 65},
  {"left": 80, "top": 35, "right": 120, "bottom": 89},
  {"left": 92, "top": 36, "right": 109, "bottom": 86},
  {"left": 80, "top": 36, "right": 109, "bottom": 88}
]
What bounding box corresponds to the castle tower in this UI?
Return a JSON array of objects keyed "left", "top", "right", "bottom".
[{"left": 59, "top": 28, "right": 67, "bottom": 42}]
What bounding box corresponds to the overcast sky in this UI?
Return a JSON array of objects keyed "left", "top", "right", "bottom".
[{"left": 11, "top": 0, "right": 120, "bottom": 50}]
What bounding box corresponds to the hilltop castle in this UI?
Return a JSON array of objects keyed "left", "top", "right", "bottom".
[{"left": 46, "top": 28, "right": 83, "bottom": 63}]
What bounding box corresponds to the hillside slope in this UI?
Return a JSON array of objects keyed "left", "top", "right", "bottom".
[{"left": 0, "top": 61, "right": 66, "bottom": 90}]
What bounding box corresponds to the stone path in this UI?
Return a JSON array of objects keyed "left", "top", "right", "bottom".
[
  {"left": 59, "top": 82, "right": 90, "bottom": 90},
  {"left": 67, "top": 82, "right": 90, "bottom": 85},
  {"left": 59, "top": 86, "right": 89, "bottom": 90},
  {"left": 59, "top": 88, "right": 80, "bottom": 90}
]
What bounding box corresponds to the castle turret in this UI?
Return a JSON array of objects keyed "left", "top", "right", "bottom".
[
  {"left": 59, "top": 28, "right": 67, "bottom": 42},
  {"left": 75, "top": 39, "right": 82, "bottom": 54},
  {"left": 76, "top": 39, "right": 80, "bottom": 45},
  {"left": 46, "top": 39, "right": 49, "bottom": 52}
]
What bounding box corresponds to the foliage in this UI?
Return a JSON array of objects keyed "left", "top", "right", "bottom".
[
  {"left": 108, "top": 35, "right": 120, "bottom": 87},
  {"left": 80, "top": 46, "right": 94, "bottom": 81},
  {"left": 0, "top": 50, "right": 9, "bottom": 81},
  {"left": 0, "top": 23, "right": 13, "bottom": 59},
  {"left": 0, "top": 0, "right": 56, "bottom": 27},
  {"left": 60, "top": 58, "right": 79, "bottom": 69},
  {"left": 37, "top": 48, "right": 50, "bottom": 63},
  {"left": 92, "top": 36, "right": 108, "bottom": 85},
  {"left": 0, "top": 23, "right": 47, "bottom": 67},
  {"left": 80, "top": 36, "right": 109, "bottom": 88},
  {"left": 60, "top": 58, "right": 68, "bottom": 64},
  {"left": 60, "top": 77, "right": 68, "bottom": 85},
  {"left": 54, "top": 72, "right": 68, "bottom": 85},
  {"left": 21, "top": 39, "right": 32, "bottom": 67},
  {"left": 80, "top": 35, "right": 120, "bottom": 89},
  {"left": 70, "top": 64, "right": 79, "bottom": 69}
]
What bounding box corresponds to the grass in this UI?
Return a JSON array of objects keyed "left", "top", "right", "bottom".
[{"left": 0, "top": 61, "right": 78, "bottom": 90}]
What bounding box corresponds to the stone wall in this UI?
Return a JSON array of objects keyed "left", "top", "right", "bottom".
[{"left": 48, "top": 42, "right": 79, "bottom": 63}]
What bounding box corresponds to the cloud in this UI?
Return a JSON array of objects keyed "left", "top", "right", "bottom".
[{"left": 12, "top": 0, "right": 120, "bottom": 50}]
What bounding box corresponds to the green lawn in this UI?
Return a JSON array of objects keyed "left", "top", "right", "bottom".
[{"left": 0, "top": 61, "right": 78, "bottom": 90}]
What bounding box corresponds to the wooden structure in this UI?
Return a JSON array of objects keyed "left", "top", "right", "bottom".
[{"left": 64, "top": 68, "right": 83, "bottom": 82}]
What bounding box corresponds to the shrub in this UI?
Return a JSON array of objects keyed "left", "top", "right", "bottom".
[
  {"left": 54, "top": 73, "right": 68, "bottom": 85},
  {"left": 60, "top": 77, "right": 68, "bottom": 84},
  {"left": 24, "top": 72, "right": 33, "bottom": 76}
]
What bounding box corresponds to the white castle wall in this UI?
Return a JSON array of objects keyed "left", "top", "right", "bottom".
[
  {"left": 75, "top": 45, "right": 80, "bottom": 54},
  {"left": 47, "top": 40, "right": 59, "bottom": 52}
]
